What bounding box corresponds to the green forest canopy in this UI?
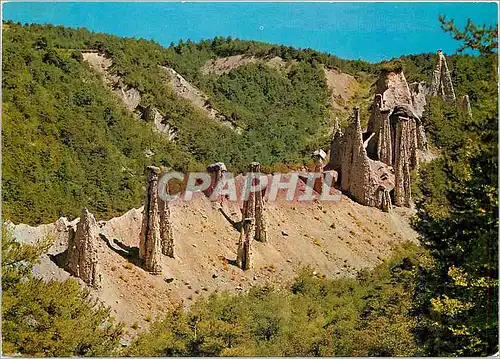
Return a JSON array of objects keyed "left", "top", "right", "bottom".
[{"left": 3, "top": 21, "right": 495, "bottom": 225}]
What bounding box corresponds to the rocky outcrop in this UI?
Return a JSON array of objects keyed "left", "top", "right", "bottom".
[
  {"left": 202, "top": 55, "right": 258, "bottom": 75},
  {"left": 67, "top": 208, "right": 101, "bottom": 288},
  {"left": 141, "top": 105, "right": 178, "bottom": 141},
  {"left": 116, "top": 87, "right": 141, "bottom": 112},
  {"left": 83, "top": 52, "right": 140, "bottom": 111},
  {"left": 335, "top": 107, "right": 395, "bottom": 209},
  {"left": 139, "top": 166, "right": 164, "bottom": 274},
  {"left": 160, "top": 66, "right": 241, "bottom": 133},
  {"left": 373, "top": 68, "right": 413, "bottom": 111},
  {"left": 431, "top": 50, "right": 456, "bottom": 103},
  {"left": 460, "top": 94, "right": 473, "bottom": 118},
  {"left": 82, "top": 52, "right": 118, "bottom": 84},
  {"left": 82, "top": 52, "right": 178, "bottom": 142},
  {"left": 202, "top": 55, "right": 293, "bottom": 76},
  {"left": 161, "top": 66, "right": 218, "bottom": 119},
  {"left": 409, "top": 81, "right": 429, "bottom": 118},
  {"left": 365, "top": 68, "right": 430, "bottom": 208},
  {"left": 330, "top": 65, "right": 433, "bottom": 210},
  {"left": 369, "top": 68, "right": 428, "bottom": 163}
]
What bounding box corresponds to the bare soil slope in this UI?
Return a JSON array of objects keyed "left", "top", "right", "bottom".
[
  {"left": 83, "top": 52, "right": 240, "bottom": 132},
  {"left": 202, "top": 55, "right": 295, "bottom": 75},
  {"left": 8, "top": 189, "right": 417, "bottom": 335},
  {"left": 324, "top": 67, "right": 358, "bottom": 110}
]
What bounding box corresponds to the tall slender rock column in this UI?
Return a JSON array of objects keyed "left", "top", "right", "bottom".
[
  {"left": 407, "top": 116, "right": 420, "bottom": 171},
  {"left": 431, "top": 50, "right": 456, "bottom": 102},
  {"left": 349, "top": 107, "right": 376, "bottom": 206},
  {"left": 159, "top": 194, "right": 174, "bottom": 258},
  {"left": 373, "top": 95, "right": 393, "bottom": 166},
  {"left": 139, "top": 166, "right": 163, "bottom": 274},
  {"left": 380, "top": 188, "right": 392, "bottom": 213},
  {"left": 313, "top": 157, "right": 324, "bottom": 194},
  {"left": 431, "top": 51, "right": 443, "bottom": 96},
  {"left": 378, "top": 110, "right": 393, "bottom": 165},
  {"left": 67, "top": 208, "right": 101, "bottom": 288},
  {"left": 237, "top": 181, "right": 255, "bottom": 270},
  {"left": 237, "top": 162, "right": 267, "bottom": 269},
  {"left": 416, "top": 122, "right": 428, "bottom": 152},
  {"left": 394, "top": 117, "right": 412, "bottom": 207},
  {"left": 253, "top": 163, "right": 267, "bottom": 243},
  {"left": 328, "top": 126, "right": 344, "bottom": 172}
]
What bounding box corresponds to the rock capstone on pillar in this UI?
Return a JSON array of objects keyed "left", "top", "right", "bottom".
[
  {"left": 67, "top": 208, "right": 101, "bottom": 288},
  {"left": 206, "top": 162, "right": 228, "bottom": 200},
  {"left": 139, "top": 166, "right": 163, "bottom": 274},
  {"left": 373, "top": 67, "right": 413, "bottom": 109},
  {"left": 312, "top": 149, "right": 327, "bottom": 194}
]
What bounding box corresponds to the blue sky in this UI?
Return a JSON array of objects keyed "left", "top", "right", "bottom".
[{"left": 3, "top": 2, "right": 498, "bottom": 62}]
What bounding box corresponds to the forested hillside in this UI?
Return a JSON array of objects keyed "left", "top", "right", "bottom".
[
  {"left": 2, "top": 21, "right": 496, "bottom": 226},
  {"left": 1, "top": 18, "right": 498, "bottom": 357},
  {"left": 2, "top": 22, "right": 368, "bottom": 224},
  {"left": 126, "top": 242, "right": 426, "bottom": 357},
  {"left": 2, "top": 22, "right": 192, "bottom": 224}
]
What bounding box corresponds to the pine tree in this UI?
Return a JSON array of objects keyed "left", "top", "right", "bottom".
[
  {"left": 413, "top": 17, "right": 498, "bottom": 356},
  {"left": 2, "top": 228, "right": 124, "bottom": 356}
]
